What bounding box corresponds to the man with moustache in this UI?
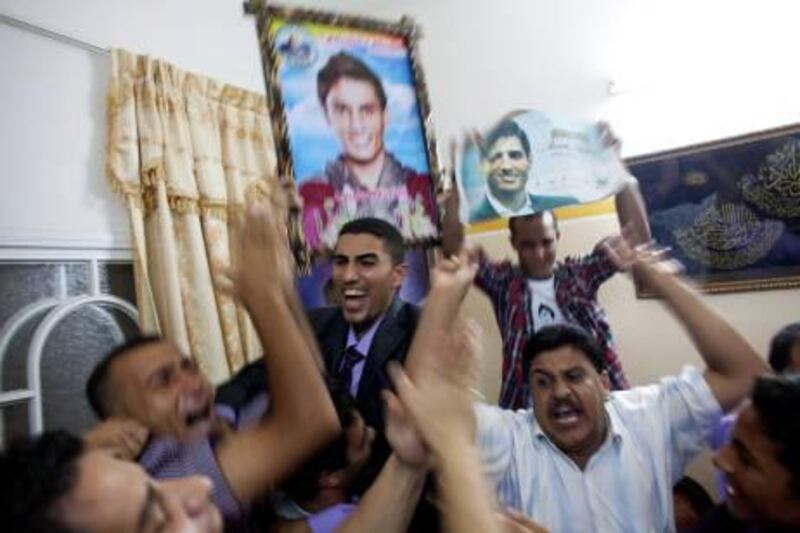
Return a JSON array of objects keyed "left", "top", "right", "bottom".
[{"left": 400, "top": 241, "right": 767, "bottom": 532}]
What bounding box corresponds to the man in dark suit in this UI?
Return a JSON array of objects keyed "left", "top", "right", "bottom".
[
  {"left": 469, "top": 120, "right": 576, "bottom": 223},
  {"left": 218, "top": 217, "right": 418, "bottom": 463},
  {"left": 217, "top": 217, "right": 436, "bottom": 528},
  {"left": 310, "top": 217, "right": 418, "bottom": 433},
  {"left": 219, "top": 217, "right": 417, "bottom": 428}
]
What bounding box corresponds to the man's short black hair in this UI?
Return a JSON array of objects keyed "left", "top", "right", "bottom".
[
  {"left": 484, "top": 120, "right": 531, "bottom": 158},
  {"left": 522, "top": 324, "right": 606, "bottom": 382},
  {"left": 508, "top": 210, "right": 559, "bottom": 238},
  {"left": 768, "top": 322, "right": 800, "bottom": 373},
  {"left": 337, "top": 217, "right": 406, "bottom": 265},
  {"left": 317, "top": 52, "right": 387, "bottom": 110},
  {"left": 86, "top": 334, "right": 163, "bottom": 419},
  {"left": 751, "top": 374, "right": 800, "bottom": 497},
  {"left": 280, "top": 379, "right": 358, "bottom": 503},
  {"left": 0, "top": 430, "right": 84, "bottom": 533}
]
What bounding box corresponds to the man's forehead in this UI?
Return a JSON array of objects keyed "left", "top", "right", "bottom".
[
  {"left": 334, "top": 233, "right": 389, "bottom": 258},
  {"left": 63, "top": 450, "right": 147, "bottom": 528},
  {"left": 329, "top": 77, "right": 381, "bottom": 104},
  {"left": 531, "top": 346, "right": 595, "bottom": 372},
  {"left": 733, "top": 404, "right": 775, "bottom": 455},
  {"left": 489, "top": 135, "right": 525, "bottom": 154},
  {"left": 112, "top": 341, "right": 181, "bottom": 377},
  {"left": 513, "top": 214, "right": 557, "bottom": 236}
]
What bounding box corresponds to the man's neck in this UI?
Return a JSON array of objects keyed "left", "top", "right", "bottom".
[
  {"left": 351, "top": 313, "right": 382, "bottom": 340},
  {"left": 350, "top": 299, "right": 394, "bottom": 339},
  {"left": 489, "top": 188, "right": 527, "bottom": 212},
  {"left": 346, "top": 150, "right": 386, "bottom": 190},
  {"left": 565, "top": 418, "right": 609, "bottom": 471},
  {"left": 523, "top": 269, "right": 554, "bottom": 281}
]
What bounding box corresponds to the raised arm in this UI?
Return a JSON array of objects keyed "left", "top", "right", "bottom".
[
  {"left": 441, "top": 140, "right": 467, "bottom": 258},
  {"left": 615, "top": 179, "right": 651, "bottom": 246},
  {"left": 333, "top": 255, "right": 483, "bottom": 533},
  {"left": 403, "top": 250, "right": 478, "bottom": 379},
  {"left": 610, "top": 241, "right": 768, "bottom": 411},
  {"left": 390, "top": 323, "right": 547, "bottom": 533},
  {"left": 216, "top": 202, "right": 340, "bottom": 505},
  {"left": 335, "top": 394, "right": 428, "bottom": 533},
  {"left": 597, "top": 123, "right": 651, "bottom": 246}
]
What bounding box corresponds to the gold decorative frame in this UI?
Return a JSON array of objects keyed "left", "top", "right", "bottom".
[
  {"left": 245, "top": 1, "right": 443, "bottom": 260},
  {"left": 627, "top": 122, "right": 800, "bottom": 296}
]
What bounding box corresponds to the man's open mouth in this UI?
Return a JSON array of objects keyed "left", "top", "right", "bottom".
[
  {"left": 185, "top": 402, "right": 213, "bottom": 427},
  {"left": 549, "top": 403, "right": 582, "bottom": 427},
  {"left": 342, "top": 289, "right": 368, "bottom": 311}
]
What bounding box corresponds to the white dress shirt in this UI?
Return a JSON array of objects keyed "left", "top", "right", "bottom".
[
  {"left": 486, "top": 190, "right": 533, "bottom": 218},
  {"left": 475, "top": 366, "right": 721, "bottom": 533}
]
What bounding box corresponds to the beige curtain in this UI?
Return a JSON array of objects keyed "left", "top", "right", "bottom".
[{"left": 106, "top": 49, "right": 277, "bottom": 382}]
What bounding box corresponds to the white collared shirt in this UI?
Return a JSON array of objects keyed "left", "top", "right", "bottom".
[
  {"left": 486, "top": 191, "right": 533, "bottom": 218},
  {"left": 475, "top": 366, "right": 721, "bottom": 533}
]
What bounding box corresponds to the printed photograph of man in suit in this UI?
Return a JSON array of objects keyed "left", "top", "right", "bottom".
[{"left": 469, "top": 120, "right": 577, "bottom": 223}]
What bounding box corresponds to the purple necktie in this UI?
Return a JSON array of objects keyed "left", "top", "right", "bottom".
[{"left": 338, "top": 346, "right": 365, "bottom": 392}]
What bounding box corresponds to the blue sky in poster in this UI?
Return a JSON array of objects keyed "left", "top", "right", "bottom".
[{"left": 276, "top": 26, "right": 430, "bottom": 182}]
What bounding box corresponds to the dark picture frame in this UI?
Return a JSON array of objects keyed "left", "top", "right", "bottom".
[
  {"left": 627, "top": 123, "right": 800, "bottom": 296},
  {"left": 250, "top": 3, "right": 442, "bottom": 257}
]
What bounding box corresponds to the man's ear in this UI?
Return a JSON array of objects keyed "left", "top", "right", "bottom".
[
  {"left": 599, "top": 370, "right": 611, "bottom": 394},
  {"left": 391, "top": 262, "right": 408, "bottom": 290}
]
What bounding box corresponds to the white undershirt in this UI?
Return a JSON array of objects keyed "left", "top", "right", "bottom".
[{"left": 526, "top": 277, "right": 565, "bottom": 331}]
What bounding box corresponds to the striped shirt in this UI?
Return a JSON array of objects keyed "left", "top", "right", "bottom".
[
  {"left": 475, "top": 245, "right": 629, "bottom": 409},
  {"left": 475, "top": 366, "right": 721, "bottom": 533},
  {"left": 139, "top": 393, "right": 268, "bottom": 531}
]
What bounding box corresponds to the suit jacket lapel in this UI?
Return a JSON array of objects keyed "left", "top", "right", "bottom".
[
  {"left": 323, "top": 309, "right": 350, "bottom": 374},
  {"left": 356, "top": 297, "right": 407, "bottom": 405}
]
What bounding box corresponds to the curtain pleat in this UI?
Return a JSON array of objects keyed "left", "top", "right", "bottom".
[{"left": 106, "top": 49, "right": 277, "bottom": 382}]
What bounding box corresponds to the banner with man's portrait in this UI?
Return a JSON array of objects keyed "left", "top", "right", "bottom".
[
  {"left": 255, "top": 6, "right": 441, "bottom": 253},
  {"left": 458, "top": 110, "right": 632, "bottom": 228}
]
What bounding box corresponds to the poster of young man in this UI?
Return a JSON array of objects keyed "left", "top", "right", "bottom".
[{"left": 261, "top": 8, "right": 440, "bottom": 252}]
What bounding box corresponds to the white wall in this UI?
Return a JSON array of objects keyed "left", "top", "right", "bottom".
[
  {"left": 3, "top": 0, "right": 800, "bottom": 496},
  {"left": 0, "top": 0, "right": 265, "bottom": 250},
  {"left": 4, "top": 0, "right": 800, "bottom": 246}
]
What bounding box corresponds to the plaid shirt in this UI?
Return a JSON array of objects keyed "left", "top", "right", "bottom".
[{"left": 476, "top": 245, "right": 629, "bottom": 409}]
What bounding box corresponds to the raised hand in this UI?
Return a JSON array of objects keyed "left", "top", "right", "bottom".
[
  {"left": 597, "top": 121, "right": 621, "bottom": 154},
  {"left": 218, "top": 197, "right": 295, "bottom": 307},
  {"left": 600, "top": 224, "right": 683, "bottom": 278},
  {"left": 383, "top": 389, "right": 429, "bottom": 469},
  {"left": 431, "top": 248, "right": 479, "bottom": 298},
  {"left": 388, "top": 320, "right": 482, "bottom": 457},
  {"left": 83, "top": 418, "right": 149, "bottom": 460}
]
